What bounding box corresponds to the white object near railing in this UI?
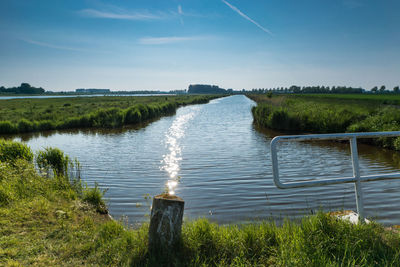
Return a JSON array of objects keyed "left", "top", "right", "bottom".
[{"left": 270, "top": 131, "right": 400, "bottom": 222}]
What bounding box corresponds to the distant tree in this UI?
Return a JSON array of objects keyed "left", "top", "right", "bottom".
[
  {"left": 289, "top": 85, "right": 301, "bottom": 93},
  {"left": 379, "top": 85, "right": 386, "bottom": 93},
  {"left": 20, "top": 83, "right": 31, "bottom": 89},
  {"left": 371, "top": 86, "right": 378, "bottom": 93},
  {"left": 188, "top": 84, "right": 226, "bottom": 94},
  {"left": 394, "top": 86, "right": 400, "bottom": 93},
  {"left": 0, "top": 83, "right": 45, "bottom": 94}
]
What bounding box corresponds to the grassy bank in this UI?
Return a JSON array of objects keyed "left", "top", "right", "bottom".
[
  {"left": 2, "top": 140, "right": 400, "bottom": 266},
  {"left": 249, "top": 94, "right": 400, "bottom": 150},
  {"left": 0, "top": 95, "right": 219, "bottom": 134}
]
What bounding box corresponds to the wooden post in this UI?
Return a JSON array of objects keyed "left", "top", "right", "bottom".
[{"left": 148, "top": 194, "right": 185, "bottom": 253}]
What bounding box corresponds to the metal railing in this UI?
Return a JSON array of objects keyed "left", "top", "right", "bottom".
[{"left": 271, "top": 131, "right": 400, "bottom": 222}]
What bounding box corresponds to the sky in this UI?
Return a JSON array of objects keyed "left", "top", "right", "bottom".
[{"left": 0, "top": 0, "right": 399, "bottom": 91}]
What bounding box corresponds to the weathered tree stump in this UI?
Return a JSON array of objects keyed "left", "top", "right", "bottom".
[{"left": 148, "top": 194, "right": 185, "bottom": 253}]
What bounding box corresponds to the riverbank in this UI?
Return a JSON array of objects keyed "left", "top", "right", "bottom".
[
  {"left": 0, "top": 95, "right": 220, "bottom": 135},
  {"left": 2, "top": 140, "right": 400, "bottom": 266},
  {"left": 249, "top": 94, "right": 400, "bottom": 150}
]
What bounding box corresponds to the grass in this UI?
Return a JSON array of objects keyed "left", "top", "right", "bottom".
[
  {"left": 300, "top": 93, "right": 400, "bottom": 105},
  {"left": 0, "top": 95, "right": 220, "bottom": 134},
  {"left": 1, "top": 140, "right": 400, "bottom": 266},
  {"left": 0, "top": 139, "right": 33, "bottom": 164},
  {"left": 249, "top": 94, "right": 400, "bottom": 150}
]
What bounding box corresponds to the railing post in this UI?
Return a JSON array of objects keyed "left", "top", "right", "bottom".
[
  {"left": 270, "top": 131, "right": 400, "bottom": 224},
  {"left": 350, "top": 137, "right": 365, "bottom": 222}
]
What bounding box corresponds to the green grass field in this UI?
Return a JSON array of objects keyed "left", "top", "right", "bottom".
[
  {"left": 249, "top": 94, "right": 400, "bottom": 150},
  {"left": 0, "top": 95, "right": 219, "bottom": 134},
  {"left": 298, "top": 93, "right": 400, "bottom": 104}
]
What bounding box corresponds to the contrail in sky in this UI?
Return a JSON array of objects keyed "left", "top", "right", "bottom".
[
  {"left": 221, "top": 0, "right": 272, "bottom": 35},
  {"left": 79, "top": 9, "right": 163, "bottom": 20}
]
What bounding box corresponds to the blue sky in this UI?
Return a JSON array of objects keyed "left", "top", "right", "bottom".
[{"left": 0, "top": 0, "right": 399, "bottom": 91}]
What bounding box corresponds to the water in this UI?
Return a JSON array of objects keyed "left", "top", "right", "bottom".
[{"left": 15, "top": 95, "right": 400, "bottom": 225}]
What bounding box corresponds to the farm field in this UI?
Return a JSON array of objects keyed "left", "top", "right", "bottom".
[{"left": 297, "top": 93, "right": 400, "bottom": 104}]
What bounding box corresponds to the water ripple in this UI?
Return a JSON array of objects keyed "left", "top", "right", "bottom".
[{"left": 20, "top": 95, "right": 400, "bottom": 225}]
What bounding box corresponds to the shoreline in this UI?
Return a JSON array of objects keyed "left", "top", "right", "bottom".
[
  {"left": 248, "top": 94, "right": 400, "bottom": 151},
  {"left": 0, "top": 95, "right": 223, "bottom": 135}
]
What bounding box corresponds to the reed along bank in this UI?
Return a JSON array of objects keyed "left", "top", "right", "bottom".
[
  {"left": 249, "top": 94, "right": 400, "bottom": 150},
  {"left": 0, "top": 95, "right": 220, "bottom": 135}
]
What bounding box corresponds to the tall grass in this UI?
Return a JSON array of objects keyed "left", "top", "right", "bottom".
[
  {"left": 53, "top": 213, "right": 400, "bottom": 266},
  {"left": 0, "top": 139, "right": 33, "bottom": 164},
  {"left": 36, "top": 147, "right": 70, "bottom": 177},
  {"left": 251, "top": 95, "right": 370, "bottom": 132},
  {"left": 0, "top": 95, "right": 218, "bottom": 134},
  {"left": 1, "top": 140, "right": 400, "bottom": 265},
  {"left": 0, "top": 143, "right": 73, "bottom": 206},
  {"left": 250, "top": 94, "right": 400, "bottom": 150},
  {"left": 83, "top": 182, "right": 108, "bottom": 214}
]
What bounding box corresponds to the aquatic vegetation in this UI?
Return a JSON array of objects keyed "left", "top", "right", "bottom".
[
  {"left": 0, "top": 121, "right": 15, "bottom": 134},
  {"left": 0, "top": 139, "right": 33, "bottom": 164},
  {"left": 82, "top": 182, "right": 108, "bottom": 214},
  {"left": 0, "top": 95, "right": 219, "bottom": 134},
  {"left": 124, "top": 106, "right": 142, "bottom": 124},
  {"left": 36, "top": 147, "right": 71, "bottom": 177}
]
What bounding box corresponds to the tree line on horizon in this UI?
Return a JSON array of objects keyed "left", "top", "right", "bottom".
[
  {"left": 248, "top": 85, "right": 400, "bottom": 94},
  {"left": 188, "top": 84, "right": 227, "bottom": 94},
  {"left": 0, "top": 83, "right": 45, "bottom": 94},
  {"left": 2, "top": 83, "right": 399, "bottom": 95}
]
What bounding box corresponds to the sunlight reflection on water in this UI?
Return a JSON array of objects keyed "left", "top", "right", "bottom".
[
  {"left": 18, "top": 96, "right": 400, "bottom": 225},
  {"left": 161, "top": 106, "right": 200, "bottom": 195}
]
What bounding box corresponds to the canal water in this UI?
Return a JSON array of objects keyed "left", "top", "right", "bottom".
[{"left": 16, "top": 95, "right": 400, "bottom": 225}]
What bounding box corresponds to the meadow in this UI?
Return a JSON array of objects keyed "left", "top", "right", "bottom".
[
  {"left": 250, "top": 94, "right": 400, "bottom": 150},
  {"left": 1, "top": 139, "right": 400, "bottom": 266},
  {"left": 0, "top": 95, "right": 219, "bottom": 134},
  {"left": 299, "top": 93, "right": 400, "bottom": 105}
]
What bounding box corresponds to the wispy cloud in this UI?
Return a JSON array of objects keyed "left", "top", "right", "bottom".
[
  {"left": 138, "top": 36, "right": 209, "bottom": 45},
  {"left": 78, "top": 8, "right": 165, "bottom": 20},
  {"left": 22, "top": 39, "right": 87, "bottom": 52},
  {"left": 221, "top": 0, "right": 272, "bottom": 36},
  {"left": 79, "top": 4, "right": 207, "bottom": 23},
  {"left": 177, "top": 5, "right": 184, "bottom": 25}
]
